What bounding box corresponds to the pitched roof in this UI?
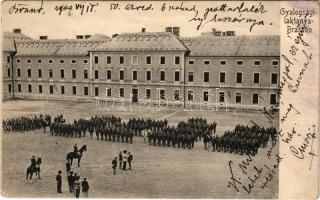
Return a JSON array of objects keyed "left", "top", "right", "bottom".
[
  {"left": 15, "top": 39, "right": 110, "bottom": 56},
  {"left": 92, "top": 32, "right": 188, "bottom": 52},
  {"left": 2, "top": 31, "right": 32, "bottom": 52},
  {"left": 181, "top": 35, "right": 279, "bottom": 57}
]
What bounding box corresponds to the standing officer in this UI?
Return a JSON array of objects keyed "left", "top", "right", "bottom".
[
  {"left": 128, "top": 152, "right": 133, "bottom": 170},
  {"left": 56, "top": 170, "right": 63, "bottom": 193},
  {"left": 81, "top": 177, "right": 90, "bottom": 198},
  {"left": 112, "top": 157, "right": 117, "bottom": 175}
]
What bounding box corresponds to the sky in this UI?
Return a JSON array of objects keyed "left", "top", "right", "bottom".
[{"left": 2, "top": 1, "right": 280, "bottom": 39}]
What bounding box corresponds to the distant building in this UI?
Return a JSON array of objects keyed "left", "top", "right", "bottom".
[{"left": 2, "top": 28, "right": 279, "bottom": 109}]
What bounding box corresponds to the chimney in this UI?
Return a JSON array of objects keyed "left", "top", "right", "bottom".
[
  {"left": 172, "top": 27, "right": 180, "bottom": 37},
  {"left": 112, "top": 34, "right": 119, "bottom": 38},
  {"left": 141, "top": 28, "right": 146, "bottom": 33},
  {"left": 76, "top": 35, "right": 84, "bottom": 39},
  {"left": 165, "top": 27, "right": 172, "bottom": 33},
  {"left": 85, "top": 35, "right": 91, "bottom": 39},
  {"left": 39, "top": 36, "right": 48, "bottom": 40},
  {"left": 165, "top": 27, "right": 180, "bottom": 37},
  {"left": 13, "top": 28, "right": 21, "bottom": 34}
]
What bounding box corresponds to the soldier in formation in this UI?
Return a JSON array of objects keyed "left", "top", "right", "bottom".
[{"left": 210, "top": 125, "right": 277, "bottom": 156}]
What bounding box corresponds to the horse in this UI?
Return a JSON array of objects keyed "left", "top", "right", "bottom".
[
  {"left": 26, "top": 157, "right": 41, "bottom": 183},
  {"left": 66, "top": 145, "right": 87, "bottom": 167}
]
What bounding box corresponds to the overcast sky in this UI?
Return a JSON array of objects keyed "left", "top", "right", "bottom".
[{"left": 2, "top": 1, "right": 280, "bottom": 39}]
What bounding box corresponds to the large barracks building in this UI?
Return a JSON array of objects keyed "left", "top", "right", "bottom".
[{"left": 2, "top": 28, "right": 279, "bottom": 109}]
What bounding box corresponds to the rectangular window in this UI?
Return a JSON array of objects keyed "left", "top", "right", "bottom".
[
  {"left": 18, "top": 84, "right": 21, "bottom": 92},
  {"left": 237, "top": 60, "right": 243, "bottom": 65},
  {"left": 175, "top": 71, "right": 180, "bottom": 82},
  {"left": 94, "top": 56, "right": 99, "bottom": 64},
  {"left": 271, "top": 73, "right": 278, "bottom": 84},
  {"left": 72, "top": 86, "right": 77, "bottom": 95},
  {"left": 132, "top": 56, "right": 138, "bottom": 65},
  {"left": 188, "top": 60, "right": 194, "bottom": 65},
  {"left": 107, "top": 56, "right": 112, "bottom": 64},
  {"left": 253, "top": 73, "right": 260, "bottom": 84},
  {"left": 204, "top": 60, "right": 210, "bottom": 65},
  {"left": 27, "top": 59, "right": 31, "bottom": 63},
  {"left": 159, "top": 89, "right": 165, "bottom": 100},
  {"left": 236, "top": 72, "right": 243, "bottom": 84},
  {"left": 17, "top": 68, "right": 21, "bottom": 77},
  {"left": 175, "top": 56, "right": 180, "bottom": 65},
  {"left": 60, "top": 59, "right": 64, "bottom": 64},
  {"left": 28, "top": 84, "right": 32, "bottom": 93},
  {"left": 84, "top": 59, "right": 88, "bottom": 64},
  {"left": 132, "top": 70, "right": 138, "bottom": 81},
  {"left": 119, "top": 70, "right": 124, "bottom": 80},
  {"left": 252, "top": 93, "right": 259, "bottom": 104},
  {"left": 94, "top": 87, "right": 99, "bottom": 96},
  {"left": 254, "top": 60, "right": 261, "bottom": 66},
  {"left": 235, "top": 92, "right": 242, "bottom": 103},
  {"left": 49, "top": 69, "right": 53, "bottom": 78},
  {"left": 61, "top": 86, "right": 65, "bottom": 95},
  {"left": 60, "top": 69, "right": 64, "bottom": 79},
  {"left": 107, "top": 70, "right": 112, "bottom": 80},
  {"left": 17, "top": 59, "right": 20, "bottom": 63},
  {"left": 203, "top": 91, "right": 209, "bottom": 102},
  {"left": 94, "top": 70, "right": 99, "bottom": 79},
  {"left": 7, "top": 68, "right": 11, "bottom": 77},
  {"left": 38, "top": 59, "right": 42, "bottom": 63},
  {"left": 146, "top": 71, "right": 151, "bottom": 81},
  {"left": 219, "top": 92, "right": 225, "bottom": 103},
  {"left": 146, "top": 56, "right": 152, "bottom": 65},
  {"left": 204, "top": 72, "right": 209, "bottom": 83},
  {"left": 270, "top": 94, "right": 277, "bottom": 105},
  {"left": 84, "top": 87, "right": 89, "bottom": 96},
  {"left": 72, "top": 69, "right": 76, "bottom": 79},
  {"left": 272, "top": 60, "right": 279, "bottom": 66},
  {"left": 119, "top": 56, "right": 124, "bottom": 64},
  {"left": 106, "top": 88, "right": 111, "bottom": 97},
  {"left": 120, "top": 88, "right": 124, "bottom": 97},
  {"left": 49, "top": 85, "right": 53, "bottom": 94},
  {"left": 49, "top": 59, "right": 53, "bottom": 64},
  {"left": 160, "top": 56, "right": 166, "bottom": 65},
  {"left": 188, "top": 90, "right": 194, "bottom": 101},
  {"left": 27, "top": 69, "right": 31, "bottom": 78},
  {"left": 220, "top": 60, "right": 226, "bottom": 65},
  {"left": 146, "top": 89, "right": 151, "bottom": 99},
  {"left": 160, "top": 71, "right": 165, "bottom": 81},
  {"left": 8, "top": 84, "right": 12, "bottom": 93},
  {"left": 83, "top": 70, "right": 88, "bottom": 79},
  {"left": 71, "top": 60, "right": 76, "bottom": 64},
  {"left": 38, "top": 69, "right": 42, "bottom": 78},
  {"left": 188, "top": 72, "right": 194, "bottom": 82},
  {"left": 7, "top": 56, "right": 10, "bottom": 63},
  {"left": 174, "top": 90, "right": 180, "bottom": 100},
  {"left": 220, "top": 72, "right": 226, "bottom": 83}
]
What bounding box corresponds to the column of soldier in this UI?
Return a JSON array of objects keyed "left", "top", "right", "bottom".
[
  {"left": 146, "top": 117, "right": 217, "bottom": 149},
  {"left": 2, "top": 114, "right": 51, "bottom": 133},
  {"left": 208, "top": 124, "right": 277, "bottom": 156}
]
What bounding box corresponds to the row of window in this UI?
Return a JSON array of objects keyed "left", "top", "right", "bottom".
[
  {"left": 10, "top": 55, "right": 279, "bottom": 66},
  {"left": 188, "top": 60, "right": 279, "bottom": 66},
  {"left": 14, "top": 58, "right": 88, "bottom": 64},
  {"left": 13, "top": 68, "right": 278, "bottom": 85},
  {"left": 94, "top": 55, "right": 181, "bottom": 65},
  {"left": 9, "top": 83, "right": 277, "bottom": 105}
]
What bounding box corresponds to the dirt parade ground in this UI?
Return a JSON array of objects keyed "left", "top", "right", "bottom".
[{"left": 2, "top": 100, "right": 279, "bottom": 198}]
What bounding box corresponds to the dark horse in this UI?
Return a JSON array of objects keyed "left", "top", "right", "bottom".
[
  {"left": 26, "top": 157, "right": 41, "bottom": 183},
  {"left": 66, "top": 145, "right": 87, "bottom": 167}
]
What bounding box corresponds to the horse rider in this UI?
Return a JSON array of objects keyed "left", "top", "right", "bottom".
[
  {"left": 74, "top": 144, "right": 78, "bottom": 156},
  {"left": 30, "top": 155, "right": 36, "bottom": 170}
]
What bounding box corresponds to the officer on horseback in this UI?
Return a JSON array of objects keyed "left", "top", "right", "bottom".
[
  {"left": 30, "top": 155, "right": 36, "bottom": 170},
  {"left": 74, "top": 144, "right": 78, "bottom": 156}
]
